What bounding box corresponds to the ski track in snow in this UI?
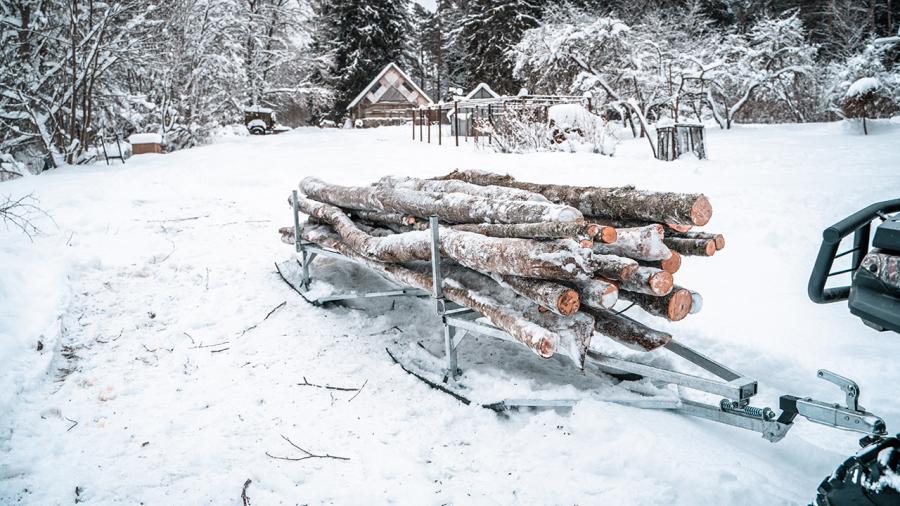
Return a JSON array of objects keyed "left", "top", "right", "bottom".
[{"left": 1, "top": 121, "right": 900, "bottom": 505}]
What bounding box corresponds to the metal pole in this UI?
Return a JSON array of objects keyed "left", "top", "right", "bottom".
[
  {"left": 427, "top": 110, "right": 431, "bottom": 143},
  {"left": 429, "top": 216, "right": 457, "bottom": 377},
  {"left": 438, "top": 107, "right": 442, "bottom": 146},
  {"left": 488, "top": 104, "right": 492, "bottom": 145},
  {"left": 292, "top": 190, "right": 311, "bottom": 288},
  {"left": 419, "top": 109, "right": 423, "bottom": 141},
  {"left": 454, "top": 101, "right": 459, "bottom": 147}
]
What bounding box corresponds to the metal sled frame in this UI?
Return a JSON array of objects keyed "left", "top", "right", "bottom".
[{"left": 289, "top": 191, "right": 888, "bottom": 443}]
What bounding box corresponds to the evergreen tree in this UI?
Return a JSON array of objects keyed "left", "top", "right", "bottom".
[
  {"left": 312, "top": 0, "right": 413, "bottom": 119},
  {"left": 459, "top": 0, "right": 544, "bottom": 94}
]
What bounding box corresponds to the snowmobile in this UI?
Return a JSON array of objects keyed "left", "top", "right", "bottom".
[
  {"left": 808, "top": 198, "right": 900, "bottom": 505},
  {"left": 280, "top": 193, "right": 900, "bottom": 505}
]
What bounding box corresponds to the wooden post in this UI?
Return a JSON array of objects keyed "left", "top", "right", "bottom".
[
  {"left": 454, "top": 101, "right": 459, "bottom": 147},
  {"left": 438, "top": 106, "right": 442, "bottom": 146},
  {"left": 488, "top": 104, "right": 493, "bottom": 145},
  {"left": 419, "top": 109, "right": 423, "bottom": 141},
  {"left": 411, "top": 108, "right": 415, "bottom": 140},
  {"left": 427, "top": 109, "right": 431, "bottom": 143}
]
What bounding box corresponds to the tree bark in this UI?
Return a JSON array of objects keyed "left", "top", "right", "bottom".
[
  {"left": 619, "top": 266, "right": 673, "bottom": 296},
  {"left": 669, "top": 231, "right": 725, "bottom": 250},
  {"left": 592, "top": 224, "right": 670, "bottom": 261},
  {"left": 291, "top": 195, "right": 636, "bottom": 281},
  {"left": 621, "top": 288, "right": 693, "bottom": 322},
  {"left": 301, "top": 177, "right": 583, "bottom": 224},
  {"left": 494, "top": 274, "right": 580, "bottom": 316},
  {"left": 582, "top": 306, "right": 672, "bottom": 352},
  {"left": 433, "top": 170, "right": 712, "bottom": 226},
  {"left": 451, "top": 221, "right": 606, "bottom": 242},
  {"left": 663, "top": 237, "right": 716, "bottom": 257},
  {"left": 297, "top": 225, "right": 564, "bottom": 361},
  {"left": 638, "top": 251, "right": 682, "bottom": 274},
  {"left": 377, "top": 175, "right": 548, "bottom": 202},
  {"left": 573, "top": 278, "right": 619, "bottom": 309},
  {"left": 350, "top": 209, "right": 421, "bottom": 227}
]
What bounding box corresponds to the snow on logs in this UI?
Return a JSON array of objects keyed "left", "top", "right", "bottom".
[{"left": 282, "top": 173, "right": 725, "bottom": 366}]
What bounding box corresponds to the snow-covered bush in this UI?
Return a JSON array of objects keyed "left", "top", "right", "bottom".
[
  {"left": 825, "top": 40, "right": 900, "bottom": 131},
  {"left": 547, "top": 104, "right": 619, "bottom": 155},
  {"left": 0, "top": 154, "right": 25, "bottom": 182},
  {"left": 478, "top": 107, "right": 552, "bottom": 154}
]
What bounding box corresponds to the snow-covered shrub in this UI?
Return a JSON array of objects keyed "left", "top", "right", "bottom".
[
  {"left": 842, "top": 78, "right": 898, "bottom": 134},
  {"left": 825, "top": 40, "right": 900, "bottom": 131},
  {"left": 547, "top": 104, "right": 619, "bottom": 155},
  {"left": 0, "top": 154, "right": 26, "bottom": 182},
  {"left": 478, "top": 107, "right": 552, "bottom": 154}
]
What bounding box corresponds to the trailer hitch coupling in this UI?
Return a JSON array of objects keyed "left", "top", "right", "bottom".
[{"left": 778, "top": 369, "right": 887, "bottom": 436}]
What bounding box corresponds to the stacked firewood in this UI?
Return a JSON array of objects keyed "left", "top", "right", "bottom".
[{"left": 279, "top": 170, "right": 723, "bottom": 368}]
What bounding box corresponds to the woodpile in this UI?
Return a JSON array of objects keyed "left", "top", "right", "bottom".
[{"left": 280, "top": 171, "right": 724, "bottom": 369}]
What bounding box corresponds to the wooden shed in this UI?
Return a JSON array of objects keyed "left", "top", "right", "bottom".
[
  {"left": 128, "top": 133, "right": 162, "bottom": 155},
  {"left": 347, "top": 63, "right": 433, "bottom": 127}
]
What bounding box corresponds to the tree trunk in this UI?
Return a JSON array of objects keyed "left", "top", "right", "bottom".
[
  {"left": 663, "top": 237, "right": 716, "bottom": 257},
  {"left": 291, "top": 195, "right": 636, "bottom": 281},
  {"left": 619, "top": 266, "right": 673, "bottom": 296},
  {"left": 433, "top": 170, "right": 711, "bottom": 226},
  {"left": 638, "top": 251, "right": 682, "bottom": 274},
  {"left": 582, "top": 307, "right": 672, "bottom": 352},
  {"left": 377, "top": 175, "right": 548, "bottom": 202},
  {"left": 592, "top": 224, "right": 670, "bottom": 261},
  {"left": 493, "top": 274, "right": 580, "bottom": 316},
  {"left": 668, "top": 231, "right": 725, "bottom": 250},
  {"left": 621, "top": 288, "right": 693, "bottom": 322},
  {"left": 297, "top": 225, "right": 565, "bottom": 361},
  {"left": 301, "top": 177, "right": 583, "bottom": 224},
  {"left": 573, "top": 278, "right": 619, "bottom": 309},
  {"left": 451, "top": 221, "right": 610, "bottom": 242}
]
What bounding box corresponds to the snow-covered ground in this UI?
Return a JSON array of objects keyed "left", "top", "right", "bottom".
[{"left": 2, "top": 121, "right": 899, "bottom": 505}]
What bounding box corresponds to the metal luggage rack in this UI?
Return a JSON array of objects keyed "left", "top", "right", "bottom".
[{"left": 289, "top": 191, "right": 888, "bottom": 443}]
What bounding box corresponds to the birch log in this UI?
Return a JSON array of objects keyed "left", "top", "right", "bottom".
[
  {"left": 663, "top": 237, "right": 716, "bottom": 257},
  {"left": 451, "top": 221, "right": 606, "bottom": 242},
  {"left": 638, "top": 251, "right": 682, "bottom": 274},
  {"left": 621, "top": 288, "right": 693, "bottom": 321},
  {"left": 300, "top": 177, "right": 583, "bottom": 224},
  {"left": 494, "top": 274, "right": 581, "bottom": 316},
  {"left": 291, "top": 195, "right": 637, "bottom": 281},
  {"left": 669, "top": 231, "right": 725, "bottom": 250},
  {"left": 377, "top": 175, "right": 549, "bottom": 202},
  {"left": 298, "top": 225, "right": 563, "bottom": 360},
  {"left": 433, "top": 170, "right": 712, "bottom": 226},
  {"left": 574, "top": 278, "right": 619, "bottom": 309},
  {"left": 582, "top": 307, "right": 673, "bottom": 352},
  {"left": 592, "top": 224, "right": 670, "bottom": 261},
  {"left": 619, "top": 266, "right": 673, "bottom": 296}
]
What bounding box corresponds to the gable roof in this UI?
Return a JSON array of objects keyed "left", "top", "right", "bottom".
[
  {"left": 346, "top": 62, "right": 434, "bottom": 110},
  {"left": 465, "top": 82, "right": 500, "bottom": 100}
]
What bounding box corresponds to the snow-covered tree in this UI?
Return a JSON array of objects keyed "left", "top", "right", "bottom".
[{"left": 312, "top": 0, "right": 413, "bottom": 119}]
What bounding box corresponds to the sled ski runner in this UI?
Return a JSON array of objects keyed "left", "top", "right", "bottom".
[{"left": 283, "top": 192, "right": 890, "bottom": 447}]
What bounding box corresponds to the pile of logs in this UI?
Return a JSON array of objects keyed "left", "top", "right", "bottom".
[{"left": 279, "top": 170, "right": 724, "bottom": 368}]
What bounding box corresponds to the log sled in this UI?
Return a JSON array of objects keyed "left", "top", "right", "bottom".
[{"left": 275, "top": 171, "right": 891, "bottom": 451}]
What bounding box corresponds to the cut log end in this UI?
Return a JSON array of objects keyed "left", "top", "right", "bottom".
[
  {"left": 579, "top": 239, "right": 594, "bottom": 249},
  {"left": 704, "top": 239, "right": 716, "bottom": 256},
  {"left": 557, "top": 289, "right": 581, "bottom": 316},
  {"left": 690, "top": 196, "right": 712, "bottom": 226},
  {"left": 714, "top": 234, "right": 725, "bottom": 250},
  {"left": 585, "top": 223, "right": 600, "bottom": 238},
  {"left": 659, "top": 251, "right": 682, "bottom": 274},
  {"left": 597, "top": 226, "right": 618, "bottom": 244},
  {"left": 621, "top": 263, "right": 639, "bottom": 281},
  {"left": 649, "top": 271, "right": 674, "bottom": 295},
  {"left": 601, "top": 283, "right": 619, "bottom": 308},
  {"left": 667, "top": 289, "right": 693, "bottom": 321},
  {"left": 666, "top": 223, "right": 693, "bottom": 233},
  {"left": 538, "top": 338, "right": 554, "bottom": 358}
]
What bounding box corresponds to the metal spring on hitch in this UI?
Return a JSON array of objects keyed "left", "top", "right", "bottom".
[{"left": 720, "top": 399, "right": 776, "bottom": 421}]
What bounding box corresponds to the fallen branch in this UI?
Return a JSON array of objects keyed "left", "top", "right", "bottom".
[
  {"left": 297, "top": 376, "right": 363, "bottom": 392},
  {"left": 241, "top": 479, "right": 251, "bottom": 506},
  {"left": 265, "top": 435, "right": 349, "bottom": 462}
]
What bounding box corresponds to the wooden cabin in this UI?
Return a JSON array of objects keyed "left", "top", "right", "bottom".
[
  {"left": 128, "top": 133, "right": 162, "bottom": 155},
  {"left": 347, "top": 63, "right": 433, "bottom": 127}
]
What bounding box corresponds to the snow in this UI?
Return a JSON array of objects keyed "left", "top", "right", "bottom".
[
  {"left": 247, "top": 119, "right": 267, "bottom": 129},
  {"left": 2, "top": 121, "right": 900, "bottom": 504},
  {"left": 127, "top": 133, "right": 162, "bottom": 144},
  {"left": 243, "top": 105, "right": 273, "bottom": 114},
  {"left": 548, "top": 103, "right": 596, "bottom": 129},
  {"left": 846, "top": 77, "right": 881, "bottom": 97}
]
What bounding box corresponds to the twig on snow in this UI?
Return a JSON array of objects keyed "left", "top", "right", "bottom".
[
  {"left": 241, "top": 478, "right": 252, "bottom": 506},
  {"left": 297, "top": 376, "right": 364, "bottom": 392},
  {"left": 265, "top": 435, "right": 349, "bottom": 462},
  {"left": 347, "top": 379, "right": 368, "bottom": 402},
  {"left": 240, "top": 301, "right": 286, "bottom": 336},
  {"left": 189, "top": 340, "right": 229, "bottom": 349},
  {"left": 146, "top": 215, "right": 208, "bottom": 223},
  {"left": 210, "top": 347, "right": 230, "bottom": 353},
  {"left": 65, "top": 417, "right": 78, "bottom": 432}
]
